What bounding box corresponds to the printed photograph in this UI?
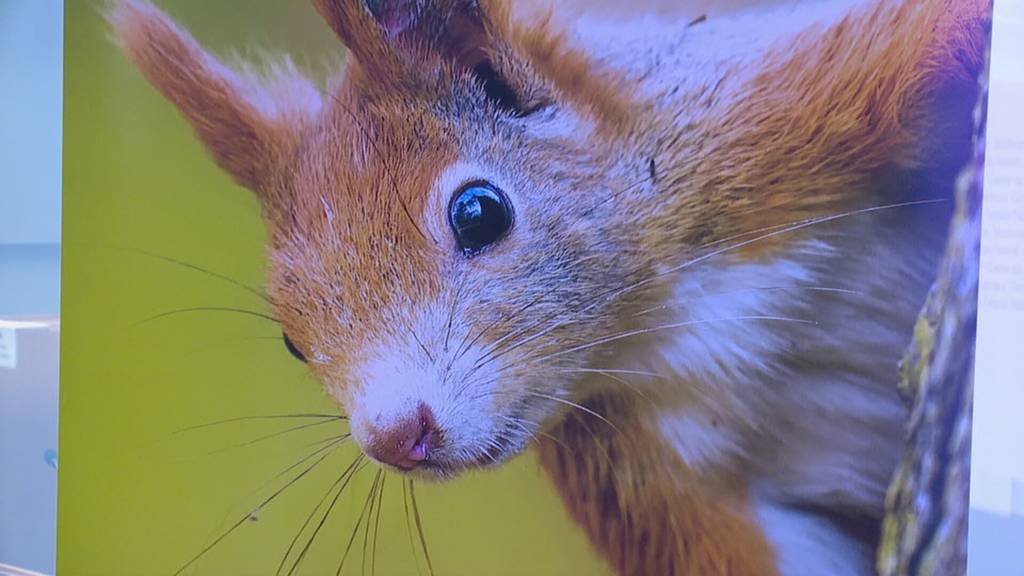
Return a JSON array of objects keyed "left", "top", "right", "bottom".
[{"left": 58, "top": 0, "right": 993, "bottom": 574}]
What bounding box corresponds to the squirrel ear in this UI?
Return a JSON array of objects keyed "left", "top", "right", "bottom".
[
  {"left": 369, "top": 0, "right": 492, "bottom": 66},
  {"left": 111, "top": 0, "right": 321, "bottom": 197},
  {"left": 314, "top": 0, "right": 494, "bottom": 76},
  {"left": 316, "top": 0, "right": 550, "bottom": 115},
  {"left": 312, "top": 0, "right": 406, "bottom": 88}
]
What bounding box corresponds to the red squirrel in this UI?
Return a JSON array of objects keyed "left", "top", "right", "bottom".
[{"left": 112, "top": 0, "right": 989, "bottom": 574}]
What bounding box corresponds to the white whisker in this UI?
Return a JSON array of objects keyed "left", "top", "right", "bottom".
[
  {"left": 629, "top": 285, "right": 863, "bottom": 318},
  {"left": 475, "top": 199, "right": 938, "bottom": 372},
  {"left": 558, "top": 368, "right": 670, "bottom": 379},
  {"left": 525, "top": 391, "right": 621, "bottom": 434},
  {"left": 498, "top": 414, "right": 542, "bottom": 445},
  {"left": 568, "top": 369, "right": 659, "bottom": 406},
  {"left": 531, "top": 316, "right": 815, "bottom": 365}
]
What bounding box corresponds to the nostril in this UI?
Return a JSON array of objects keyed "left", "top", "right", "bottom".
[{"left": 367, "top": 403, "right": 439, "bottom": 470}]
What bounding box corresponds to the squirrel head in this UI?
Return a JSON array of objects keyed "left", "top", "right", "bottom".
[{"left": 112, "top": 0, "right": 987, "bottom": 478}]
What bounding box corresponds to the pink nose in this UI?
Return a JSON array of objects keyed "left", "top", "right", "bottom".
[{"left": 365, "top": 403, "right": 439, "bottom": 470}]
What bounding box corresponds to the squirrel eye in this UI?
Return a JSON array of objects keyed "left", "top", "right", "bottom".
[
  {"left": 448, "top": 182, "right": 513, "bottom": 255},
  {"left": 282, "top": 332, "right": 306, "bottom": 363}
]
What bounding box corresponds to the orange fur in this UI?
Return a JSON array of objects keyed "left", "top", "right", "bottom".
[
  {"left": 537, "top": 395, "right": 780, "bottom": 576},
  {"left": 666, "top": 0, "right": 990, "bottom": 260},
  {"left": 267, "top": 92, "right": 457, "bottom": 381},
  {"left": 492, "top": 2, "right": 641, "bottom": 135}
]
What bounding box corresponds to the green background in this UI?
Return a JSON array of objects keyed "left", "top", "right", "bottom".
[{"left": 59, "top": 1, "right": 611, "bottom": 574}]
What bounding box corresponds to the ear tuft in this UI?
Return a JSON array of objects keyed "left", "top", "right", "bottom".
[
  {"left": 314, "top": 0, "right": 487, "bottom": 67},
  {"left": 365, "top": 0, "right": 421, "bottom": 38},
  {"left": 313, "top": 0, "right": 406, "bottom": 88},
  {"left": 110, "top": 0, "right": 321, "bottom": 196}
]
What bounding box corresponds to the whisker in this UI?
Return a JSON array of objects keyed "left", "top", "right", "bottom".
[
  {"left": 529, "top": 316, "right": 815, "bottom": 366},
  {"left": 469, "top": 314, "right": 571, "bottom": 374},
  {"left": 305, "top": 433, "right": 352, "bottom": 449},
  {"left": 443, "top": 280, "right": 465, "bottom": 356},
  {"left": 201, "top": 418, "right": 344, "bottom": 456},
  {"left": 171, "top": 443, "right": 341, "bottom": 576},
  {"left": 454, "top": 292, "right": 547, "bottom": 366},
  {"left": 474, "top": 200, "right": 938, "bottom": 374},
  {"left": 573, "top": 369, "right": 658, "bottom": 407},
  {"left": 276, "top": 455, "right": 364, "bottom": 576},
  {"left": 410, "top": 330, "right": 436, "bottom": 364},
  {"left": 580, "top": 171, "right": 657, "bottom": 220},
  {"left": 568, "top": 411, "right": 624, "bottom": 490},
  {"left": 276, "top": 486, "right": 338, "bottom": 576},
  {"left": 498, "top": 415, "right": 542, "bottom": 446},
  {"left": 371, "top": 474, "right": 386, "bottom": 576},
  {"left": 558, "top": 368, "right": 669, "bottom": 379},
  {"left": 257, "top": 436, "right": 351, "bottom": 493},
  {"left": 173, "top": 414, "right": 345, "bottom": 435},
  {"left": 135, "top": 306, "right": 279, "bottom": 326},
  {"left": 498, "top": 413, "right": 573, "bottom": 452},
  {"left": 118, "top": 246, "right": 270, "bottom": 302},
  {"left": 524, "top": 392, "right": 621, "bottom": 434},
  {"left": 335, "top": 466, "right": 381, "bottom": 576},
  {"left": 629, "top": 285, "right": 863, "bottom": 319},
  {"left": 409, "top": 480, "right": 435, "bottom": 576},
  {"left": 592, "top": 199, "right": 945, "bottom": 317},
  {"left": 361, "top": 471, "right": 384, "bottom": 576},
  {"left": 457, "top": 252, "right": 608, "bottom": 386},
  {"left": 195, "top": 435, "right": 351, "bottom": 569},
  {"left": 534, "top": 428, "right": 572, "bottom": 453},
  {"left": 446, "top": 369, "right": 502, "bottom": 418},
  {"left": 169, "top": 334, "right": 305, "bottom": 363},
  {"left": 465, "top": 253, "right": 613, "bottom": 370},
  {"left": 285, "top": 457, "right": 370, "bottom": 576},
  {"left": 402, "top": 478, "right": 424, "bottom": 576}
]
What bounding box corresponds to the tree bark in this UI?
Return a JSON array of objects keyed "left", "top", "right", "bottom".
[{"left": 876, "top": 51, "right": 990, "bottom": 576}]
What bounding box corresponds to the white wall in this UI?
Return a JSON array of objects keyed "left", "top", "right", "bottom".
[
  {"left": 0, "top": 2, "right": 62, "bottom": 575},
  {"left": 0, "top": 0, "right": 62, "bottom": 319},
  {"left": 0, "top": 1, "right": 62, "bottom": 247}
]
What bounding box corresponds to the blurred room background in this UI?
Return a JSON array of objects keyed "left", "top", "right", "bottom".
[{"left": 0, "top": 2, "right": 61, "bottom": 575}]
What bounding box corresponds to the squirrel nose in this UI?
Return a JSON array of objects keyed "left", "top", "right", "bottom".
[{"left": 365, "top": 403, "right": 439, "bottom": 470}]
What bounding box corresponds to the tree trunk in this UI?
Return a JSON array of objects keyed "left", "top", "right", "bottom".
[{"left": 876, "top": 50, "right": 990, "bottom": 576}]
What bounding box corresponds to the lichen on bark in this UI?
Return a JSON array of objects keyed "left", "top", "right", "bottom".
[{"left": 876, "top": 51, "right": 990, "bottom": 576}]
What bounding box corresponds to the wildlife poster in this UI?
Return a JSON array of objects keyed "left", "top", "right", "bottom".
[{"left": 59, "top": 1, "right": 993, "bottom": 575}]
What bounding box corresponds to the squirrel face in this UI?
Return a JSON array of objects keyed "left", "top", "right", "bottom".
[
  {"left": 263, "top": 31, "right": 648, "bottom": 479},
  {"left": 265, "top": 105, "right": 632, "bottom": 477},
  {"left": 113, "top": 0, "right": 656, "bottom": 478}
]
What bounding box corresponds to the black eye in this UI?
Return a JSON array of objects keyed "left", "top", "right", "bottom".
[
  {"left": 448, "top": 182, "right": 514, "bottom": 255},
  {"left": 282, "top": 332, "right": 306, "bottom": 363}
]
